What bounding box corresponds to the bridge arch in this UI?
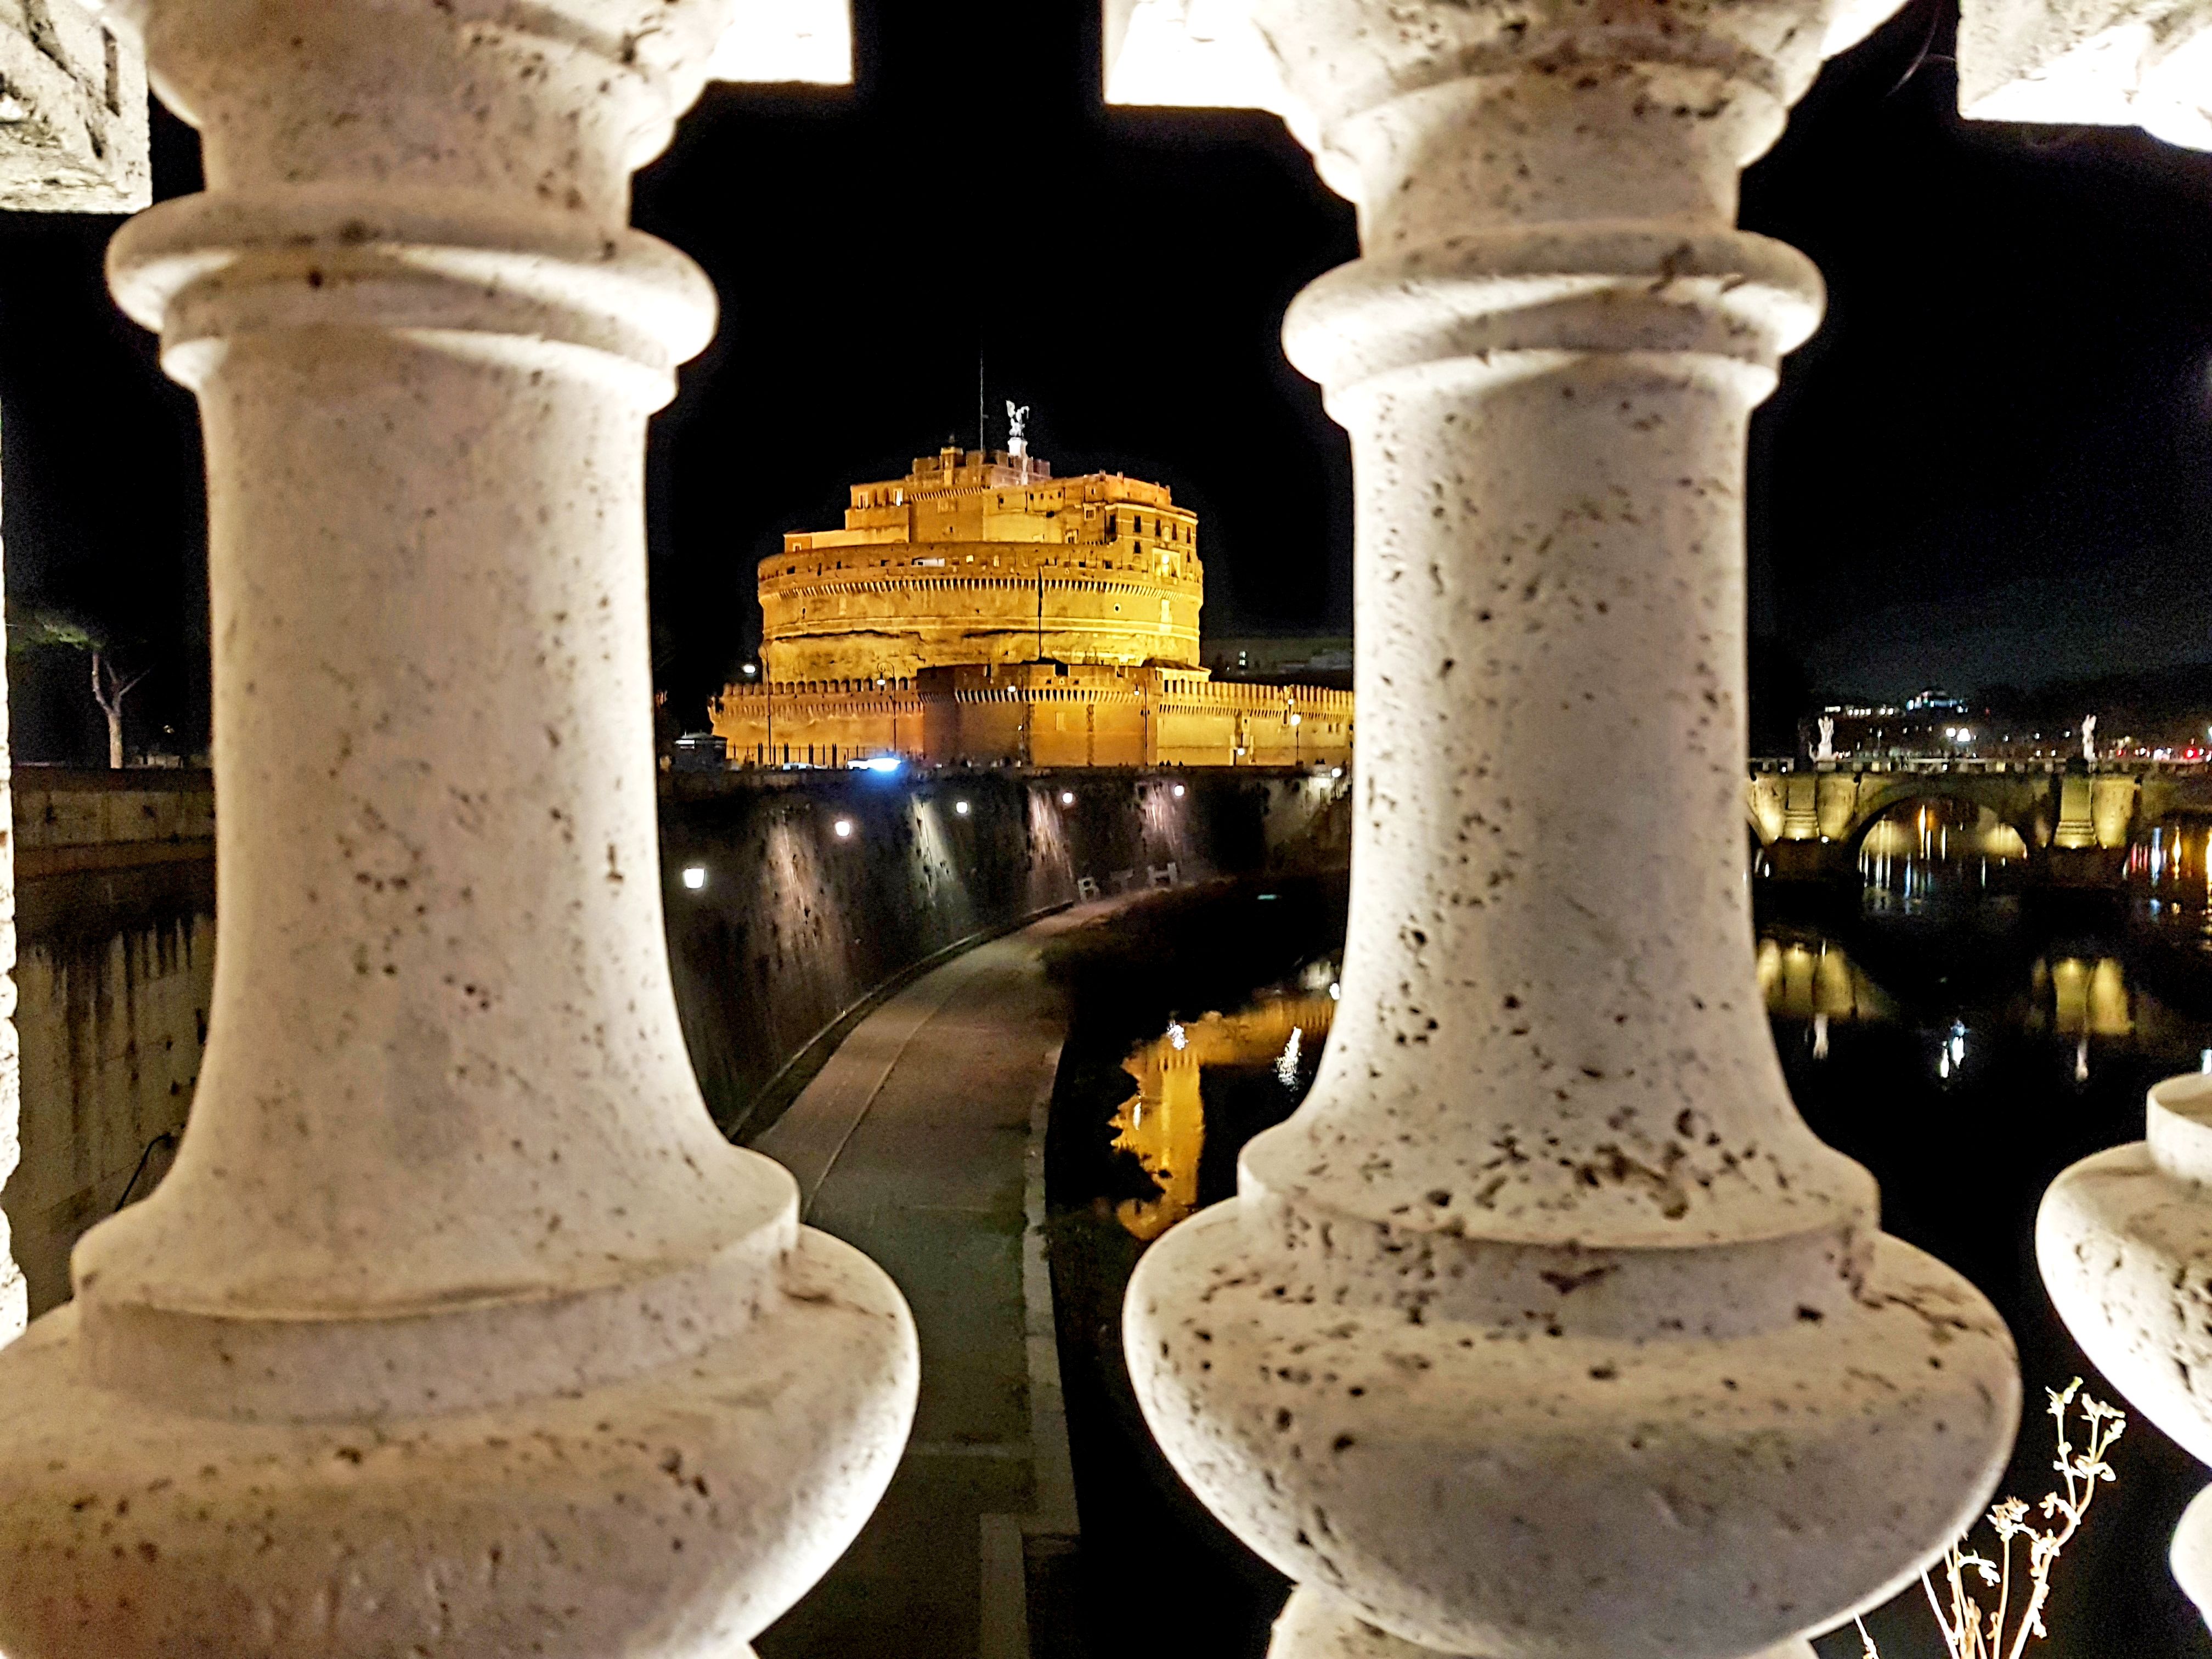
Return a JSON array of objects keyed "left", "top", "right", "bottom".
[{"left": 1839, "top": 779, "right": 2047, "bottom": 865}]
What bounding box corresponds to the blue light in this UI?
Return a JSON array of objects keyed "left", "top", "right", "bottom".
[{"left": 849, "top": 755, "right": 903, "bottom": 775}]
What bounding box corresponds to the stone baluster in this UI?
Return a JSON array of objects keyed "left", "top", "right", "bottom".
[
  {"left": 0, "top": 0, "right": 154, "bottom": 1345},
  {"left": 2038, "top": 1076, "right": 2212, "bottom": 1626},
  {"left": 1953, "top": 0, "right": 2212, "bottom": 1629},
  {"left": 0, "top": 4, "right": 916, "bottom": 1655},
  {"left": 1112, "top": 4, "right": 2022, "bottom": 1655}
]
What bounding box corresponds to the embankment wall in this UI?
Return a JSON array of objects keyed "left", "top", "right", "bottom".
[
  {"left": 0, "top": 765, "right": 1350, "bottom": 1310},
  {"left": 659, "top": 766, "right": 1350, "bottom": 1139}
]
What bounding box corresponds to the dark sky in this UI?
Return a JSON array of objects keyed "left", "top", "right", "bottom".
[{"left": 1, "top": 0, "right": 2210, "bottom": 759}]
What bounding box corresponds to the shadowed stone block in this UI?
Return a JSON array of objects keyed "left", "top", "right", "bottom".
[
  {"left": 0, "top": 0, "right": 145, "bottom": 212},
  {"left": 1958, "top": 0, "right": 2212, "bottom": 148}
]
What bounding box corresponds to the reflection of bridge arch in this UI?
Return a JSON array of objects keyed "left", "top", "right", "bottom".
[{"left": 1841, "top": 789, "right": 2038, "bottom": 868}]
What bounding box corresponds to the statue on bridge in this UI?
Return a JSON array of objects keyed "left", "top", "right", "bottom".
[
  {"left": 1814, "top": 715, "right": 1835, "bottom": 763},
  {"left": 2081, "top": 713, "right": 2097, "bottom": 764}
]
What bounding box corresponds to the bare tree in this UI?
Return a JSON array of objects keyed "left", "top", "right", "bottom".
[
  {"left": 9, "top": 607, "right": 152, "bottom": 769},
  {"left": 89, "top": 649, "right": 150, "bottom": 769}
]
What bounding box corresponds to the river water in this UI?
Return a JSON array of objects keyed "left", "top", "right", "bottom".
[{"left": 1044, "top": 861, "right": 2212, "bottom": 1659}]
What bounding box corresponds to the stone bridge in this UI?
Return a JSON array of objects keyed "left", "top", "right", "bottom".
[{"left": 1746, "top": 757, "right": 2212, "bottom": 884}]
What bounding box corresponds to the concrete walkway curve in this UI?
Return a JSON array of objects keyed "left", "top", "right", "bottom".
[{"left": 751, "top": 905, "right": 1107, "bottom": 1659}]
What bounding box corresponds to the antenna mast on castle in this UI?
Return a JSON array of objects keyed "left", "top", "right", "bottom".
[{"left": 977, "top": 355, "right": 985, "bottom": 456}]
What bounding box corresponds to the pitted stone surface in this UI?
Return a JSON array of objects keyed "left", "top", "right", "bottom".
[
  {"left": 0, "top": 3, "right": 916, "bottom": 1655},
  {"left": 0, "top": 1231, "right": 910, "bottom": 1658},
  {"left": 1132, "top": 1209, "right": 2011, "bottom": 1658},
  {"left": 1122, "top": 3, "right": 2020, "bottom": 1655},
  {"left": 0, "top": 0, "right": 148, "bottom": 212},
  {"left": 2040, "top": 1072, "right": 2212, "bottom": 1628}
]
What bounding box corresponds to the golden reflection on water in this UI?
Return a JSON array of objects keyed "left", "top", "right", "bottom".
[
  {"left": 1109, "top": 926, "right": 2196, "bottom": 1244},
  {"left": 2130, "top": 817, "right": 2212, "bottom": 902},
  {"left": 1754, "top": 937, "right": 1897, "bottom": 1023},
  {"left": 1112, "top": 992, "right": 1336, "bottom": 1241},
  {"left": 1753, "top": 925, "right": 2208, "bottom": 1082},
  {"left": 2036, "top": 956, "right": 2133, "bottom": 1039},
  {"left": 1858, "top": 802, "right": 2028, "bottom": 899}
]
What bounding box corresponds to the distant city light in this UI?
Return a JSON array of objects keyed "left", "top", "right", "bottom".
[
  {"left": 741, "top": 663, "right": 758, "bottom": 678},
  {"left": 1329, "top": 766, "right": 1343, "bottom": 778},
  {"left": 955, "top": 799, "right": 971, "bottom": 816},
  {"left": 834, "top": 819, "right": 854, "bottom": 839},
  {"left": 1328, "top": 981, "right": 1341, "bottom": 1001},
  {"left": 681, "top": 865, "right": 707, "bottom": 890},
  {"left": 1060, "top": 791, "right": 1075, "bottom": 805}
]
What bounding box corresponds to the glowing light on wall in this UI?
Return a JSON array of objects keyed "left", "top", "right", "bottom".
[
  {"left": 955, "top": 800, "right": 970, "bottom": 816},
  {"left": 834, "top": 819, "right": 854, "bottom": 839},
  {"left": 681, "top": 866, "right": 707, "bottom": 890},
  {"left": 1060, "top": 791, "right": 1076, "bottom": 805}
]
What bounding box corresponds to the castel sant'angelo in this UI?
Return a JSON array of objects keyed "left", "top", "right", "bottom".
[{"left": 710, "top": 432, "right": 1353, "bottom": 769}]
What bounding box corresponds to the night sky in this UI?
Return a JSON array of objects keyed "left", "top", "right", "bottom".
[{"left": 0, "top": 0, "right": 2209, "bottom": 761}]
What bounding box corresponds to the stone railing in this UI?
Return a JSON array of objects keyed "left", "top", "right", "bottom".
[
  {"left": 20, "top": 0, "right": 2212, "bottom": 1652},
  {"left": 1110, "top": 4, "right": 2019, "bottom": 1658},
  {"left": 0, "top": 7, "right": 919, "bottom": 1658}
]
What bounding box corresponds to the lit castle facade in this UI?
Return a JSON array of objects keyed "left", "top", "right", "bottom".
[{"left": 709, "top": 443, "right": 1353, "bottom": 768}]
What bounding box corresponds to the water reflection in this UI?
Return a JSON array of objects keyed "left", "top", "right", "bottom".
[
  {"left": 1102, "top": 891, "right": 2212, "bottom": 1249},
  {"left": 1859, "top": 798, "right": 2027, "bottom": 911},
  {"left": 1756, "top": 934, "right": 1897, "bottom": 1024},
  {"left": 1110, "top": 972, "right": 1336, "bottom": 1242},
  {"left": 2129, "top": 813, "right": 2212, "bottom": 957},
  {"left": 1758, "top": 904, "right": 2212, "bottom": 1087}
]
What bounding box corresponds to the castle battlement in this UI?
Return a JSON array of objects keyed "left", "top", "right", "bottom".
[{"left": 713, "top": 449, "right": 1350, "bottom": 770}]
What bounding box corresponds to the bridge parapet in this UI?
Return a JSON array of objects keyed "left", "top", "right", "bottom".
[{"left": 1745, "top": 757, "right": 2212, "bottom": 885}]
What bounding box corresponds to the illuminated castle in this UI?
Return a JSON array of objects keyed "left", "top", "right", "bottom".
[{"left": 710, "top": 443, "right": 1353, "bottom": 769}]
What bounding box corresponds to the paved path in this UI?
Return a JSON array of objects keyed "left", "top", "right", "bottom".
[{"left": 751, "top": 907, "right": 1097, "bottom": 1659}]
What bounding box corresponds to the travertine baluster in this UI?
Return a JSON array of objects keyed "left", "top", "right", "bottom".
[
  {"left": 2040, "top": 1077, "right": 2212, "bottom": 1626},
  {"left": 0, "top": 4, "right": 915, "bottom": 1654},
  {"left": 1112, "top": 3, "right": 2022, "bottom": 1654}
]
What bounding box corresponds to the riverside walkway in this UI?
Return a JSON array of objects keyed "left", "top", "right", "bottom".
[{"left": 750, "top": 907, "right": 1101, "bottom": 1659}]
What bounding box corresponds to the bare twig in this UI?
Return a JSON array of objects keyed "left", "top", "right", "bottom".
[{"left": 1861, "top": 1380, "right": 2123, "bottom": 1659}]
